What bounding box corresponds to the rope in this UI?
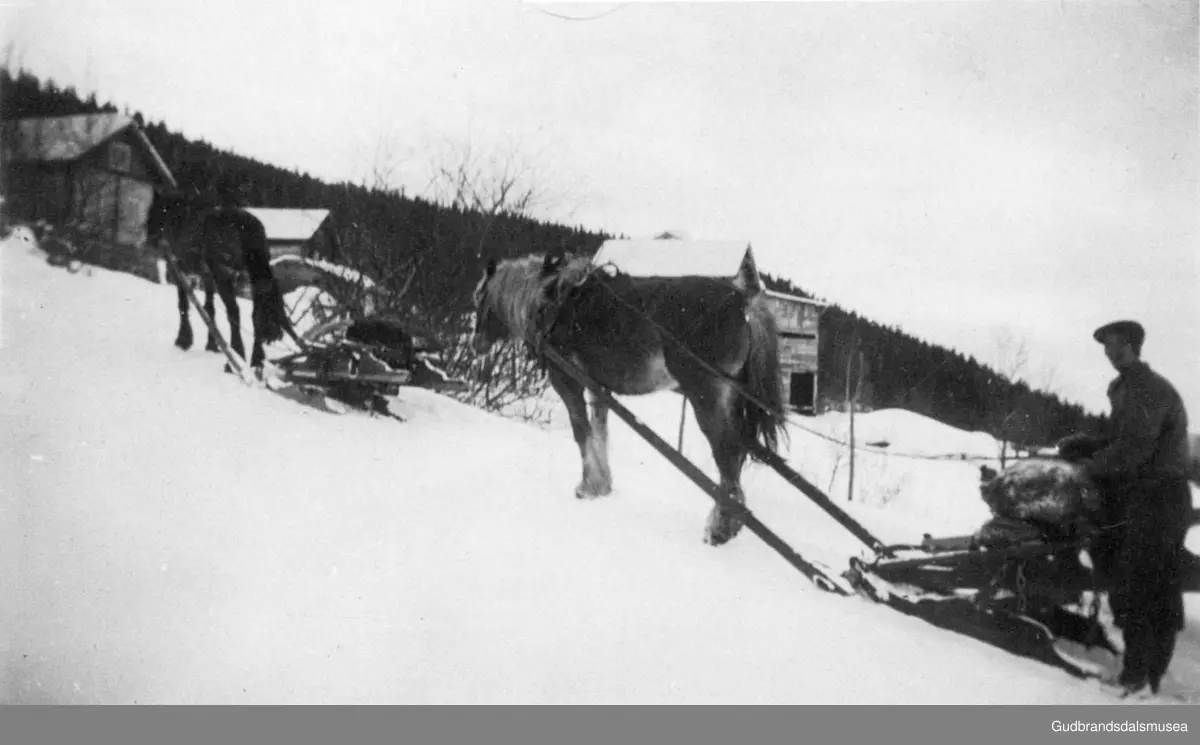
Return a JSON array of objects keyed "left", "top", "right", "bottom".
[{"left": 781, "top": 416, "right": 1016, "bottom": 463}]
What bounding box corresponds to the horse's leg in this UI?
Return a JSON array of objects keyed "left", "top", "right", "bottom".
[
  {"left": 213, "top": 274, "right": 246, "bottom": 370},
  {"left": 248, "top": 282, "right": 273, "bottom": 371},
  {"left": 584, "top": 393, "right": 613, "bottom": 497},
  {"left": 249, "top": 335, "right": 266, "bottom": 370},
  {"left": 550, "top": 366, "right": 610, "bottom": 499},
  {"left": 174, "top": 276, "right": 193, "bottom": 350},
  {"left": 685, "top": 377, "right": 750, "bottom": 546},
  {"left": 203, "top": 274, "right": 220, "bottom": 353}
]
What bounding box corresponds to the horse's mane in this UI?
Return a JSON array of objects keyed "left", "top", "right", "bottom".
[{"left": 483, "top": 253, "right": 593, "bottom": 344}]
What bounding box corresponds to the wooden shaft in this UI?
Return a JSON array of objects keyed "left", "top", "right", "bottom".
[
  {"left": 161, "top": 244, "right": 254, "bottom": 385},
  {"left": 539, "top": 344, "right": 847, "bottom": 595}
]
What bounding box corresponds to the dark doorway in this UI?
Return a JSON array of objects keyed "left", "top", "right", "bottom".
[{"left": 789, "top": 371, "right": 815, "bottom": 414}]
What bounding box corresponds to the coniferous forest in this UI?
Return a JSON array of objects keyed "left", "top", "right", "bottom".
[{"left": 1, "top": 67, "right": 1106, "bottom": 446}]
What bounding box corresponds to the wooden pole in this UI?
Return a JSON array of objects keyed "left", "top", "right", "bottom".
[
  {"left": 677, "top": 395, "right": 687, "bottom": 450},
  {"left": 847, "top": 347, "right": 864, "bottom": 503},
  {"left": 847, "top": 353, "right": 855, "bottom": 503},
  {"left": 160, "top": 243, "right": 255, "bottom": 385},
  {"left": 538, "top": 344, "right": 849, "bottom": 594},
  {"left": 747, "top": 442, "right": 886, "bottom": 553}
]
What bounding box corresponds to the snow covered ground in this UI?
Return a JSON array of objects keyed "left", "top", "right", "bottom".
[{"left": 2, "top": 227, "right": 1198, "bottom": 704}]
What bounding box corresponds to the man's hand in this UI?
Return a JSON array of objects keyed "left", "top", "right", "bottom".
[{"left": 1057, "top": 433, "right": 1100, "bottom": 462}]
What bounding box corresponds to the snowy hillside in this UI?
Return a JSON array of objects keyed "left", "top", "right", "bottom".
[{"left": 2, "top": 228, "right": 1197, "bottom": 704}]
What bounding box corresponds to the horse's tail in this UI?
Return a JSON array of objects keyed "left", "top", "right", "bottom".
[
  {"left": 739, "top": 294, "right": 789, "bottom": 460},
  {"left": 240, "top": 215, "right": 291, "bottom": 345}
]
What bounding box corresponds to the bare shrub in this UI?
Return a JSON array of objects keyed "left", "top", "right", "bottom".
[{"left": 439, "top": 331, "right": 553, "bottom": 426}]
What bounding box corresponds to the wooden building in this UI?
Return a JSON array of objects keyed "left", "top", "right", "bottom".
[
  {"left": 1, "top": 113, "right": 175, "bottom": 246},
  {"left": 761, "top": 288, "right": 824, "bottom": 415},
  {"left": 590, "top": 235, "right": 824, "bottom": 414},
  {"left": 242, "top": 207, "right": 341, "bottom": 262}
]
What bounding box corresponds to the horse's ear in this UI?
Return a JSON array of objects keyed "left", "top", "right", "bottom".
[
  {"left": 485, "top": 257, "right": 497, "bottom": 277},
  {"left": 542, "top": 249, "right": 565, "bottom": 278}
]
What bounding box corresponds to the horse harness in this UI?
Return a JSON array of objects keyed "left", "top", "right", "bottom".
[{"left": 541, "top": 263, "right": 771, "bottom": 405}]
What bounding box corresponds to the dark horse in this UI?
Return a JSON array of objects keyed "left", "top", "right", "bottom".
[
  {"left": 471, "top": 250, "right": 789, "bottom": 546},
  {"left": 146, "top": 189, "right": 292, "bottom": 370}
]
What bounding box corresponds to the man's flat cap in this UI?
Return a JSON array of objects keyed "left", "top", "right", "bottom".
[{"left": 1093, "top": 320, "right": 1145, "bottom": 346}]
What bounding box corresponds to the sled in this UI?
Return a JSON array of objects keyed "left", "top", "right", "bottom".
[
  {"left": 843, "top": 504, "right": 1200, "bottom": 680},
  {"left": 273, "top": 341, "right": 414, "bottom": 391},
  {"left": 535, "top": 342, "right": 1136, "bottom": 681},
  {"left": 270, "top": 316, "right": 469, "bottom": 416},
  {"left": 842, "top": 521, "right": 1126, "bottom": 679}
]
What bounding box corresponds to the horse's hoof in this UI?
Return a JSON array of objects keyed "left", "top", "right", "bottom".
[
  {"left": 205, "top": 340, "right": 221, "bottom": 353},
  {"left": 175, "top": 336, "right": 193, "bottom": 351},
  {"left": 574, "top": 483, "right": 612, "bottom": 500},
  {"left": 704, "top": 527, "right": 727, "bottom": 546},
  {"left": 704, "top": 516, "right": 743, "bottom": 547},
  {"left": 705, "top": 529, "right": 737, "bottom": 547}
]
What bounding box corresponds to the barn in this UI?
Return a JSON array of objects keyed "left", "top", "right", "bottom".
[
  {"left": 761, "top": 287, "right": 824, "bottom": 415},
  {"left": 242, "top": 207, "right": 341, "bottom": 263},
  {"left": 590, "top": 235, "right": 824, "bottom": 414},
  {"left": 1, "top": 113, "right": 175, "bottom": 246}
]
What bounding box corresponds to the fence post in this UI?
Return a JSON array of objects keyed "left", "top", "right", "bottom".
[
  {"left": 847, "top": 348, "right": 864, "bottom": 503},
  {"left": 847, "top": 370, "right": 855, "bottom": 503}
]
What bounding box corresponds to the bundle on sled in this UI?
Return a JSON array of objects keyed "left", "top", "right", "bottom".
[
  {"left": 270, "top": 315, "right": 468, "bottom": 416},
  {"left": 976, "top": 458, "right": 1102, "bottom": 544},
  {"left": 844, "top": 458, "right": 1120, "bottom": 679}
]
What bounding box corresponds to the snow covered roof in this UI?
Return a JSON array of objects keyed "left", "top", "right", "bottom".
[
  {"left": 270, "top": 254, "right": 375, "bottom": 288},
  {"left": 3, "top": 113, "right": 176, "bottom": 186},
  {"left": 4, "top": 113, "right": 133, "bottom": 161},
  {"left": 765, "top": 288, "right": 827, "bottom": 307},
  {"left": 243, "top": 208, "right": 330, "bottom": 242},
  {"left": 592, "top": 237, "right": 754, "bottom": 280}
]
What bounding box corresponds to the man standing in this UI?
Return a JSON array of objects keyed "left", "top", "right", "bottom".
[{"left": 1059, "top": 320, "right": 1192, "bottom": 696}]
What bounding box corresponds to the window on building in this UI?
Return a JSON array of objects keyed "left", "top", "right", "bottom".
[{"left": 109, "top": 141, "right": 133, "bottom": 172}]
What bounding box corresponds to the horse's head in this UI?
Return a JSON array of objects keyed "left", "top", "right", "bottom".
[
  {"left": 539, "top": 248, "right": 569, "bottom": 298},
  {"left": 146, "top": 189, "right": 186, "bottom": 248},
  {"left": 469, "top": 251, "right": 589, "bottom": 355},
  {"left": 146, "top": 185, "right": 206, "bottom": 248},
  {"left": 470, "top": 257, "right": 505, "bottom": 353},
  {"left": 537, "top": 247, "right": 594, "bottom": 322}
]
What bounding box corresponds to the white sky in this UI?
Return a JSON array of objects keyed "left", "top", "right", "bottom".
[{"left": 3, "top": 0, "right": 1198, "bottom": 420}]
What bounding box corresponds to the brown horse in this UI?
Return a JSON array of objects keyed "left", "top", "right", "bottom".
[
  {"left": 470, "top": 250, "right": 788, "bottom": 546},
  {"left": 146, "top": 189, "right": 292, "bottom": 371}
]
